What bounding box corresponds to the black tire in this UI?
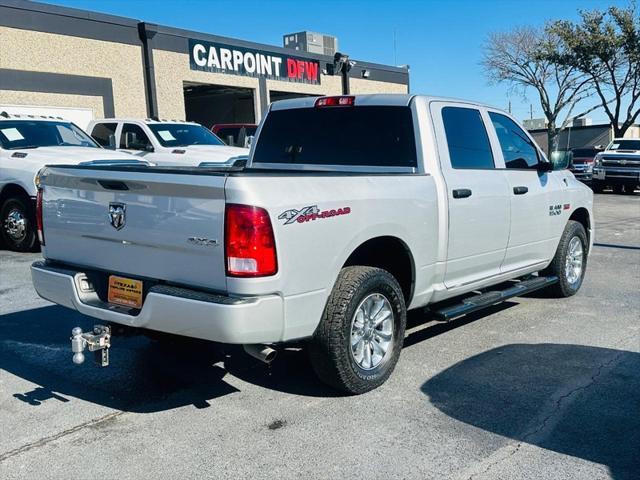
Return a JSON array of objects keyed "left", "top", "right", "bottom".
[
  {"left": 591, "top": 181, "right": 604, "bottom": 194},
  {"left": 541, "top": 220, "right": 588, "bottom": 297},
  {"left": 308, "top": 266, "right": 407, "bottom": 395},
  {"left": 612, "top": 184, "right": 624, "bottom": 194},
  {"left": 0, "top": 197, "right": 37, "bottom": 252},
  {"left": 623, "top": 185, "right": 637, "bottom": 195}
]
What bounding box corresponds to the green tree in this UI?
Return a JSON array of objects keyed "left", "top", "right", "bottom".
[
  {"left": 548, "top": 3, "right": 640, "bottom": 137},
  {"left": 482, "top": 27, "right": 594, "bottom": 154}
]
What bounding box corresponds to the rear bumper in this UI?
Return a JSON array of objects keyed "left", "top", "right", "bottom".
[{"left": 31, "top": 261, "right": 284, "bottom": 344}]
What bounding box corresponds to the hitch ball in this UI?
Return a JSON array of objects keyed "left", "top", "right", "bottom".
[{"left": 70, "top": 325, "right": 111, "bottom": 367}]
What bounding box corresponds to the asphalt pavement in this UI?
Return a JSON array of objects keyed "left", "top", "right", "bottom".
[{"left": 0, "top": 192, "right": 638, "bottom": 480}]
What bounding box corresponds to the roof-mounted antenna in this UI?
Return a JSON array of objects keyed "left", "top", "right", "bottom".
[{"left": 0, "top": 111, "right": 10, "bottom": 118}]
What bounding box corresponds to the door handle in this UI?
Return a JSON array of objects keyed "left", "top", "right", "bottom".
[
  {"left": 452, "top": 188, "right": 472, "bottom": 199},
  {"left": 513, "top": 186, "right": 528, "bottom": 195}
]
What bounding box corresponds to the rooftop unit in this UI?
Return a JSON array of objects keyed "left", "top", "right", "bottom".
[{"left": 283, "top": 31, "right": 338, "bottom": 57}]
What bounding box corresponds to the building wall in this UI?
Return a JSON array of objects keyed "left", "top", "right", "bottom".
[
  {"left": 0, "top": 2, "right": 410, "bottom": 125},
  {"left": 530, "top": 123, "right": 640, "bottom": 154},
  {"left": 153, "top": 49, "right": 262, "bottom": 121},
  {"left": 154, "top": 50, "right": 408, "bottom": 122},
  {"left": 0, "top": 26, "right": 147, "bottom": 118},
  {"left": 0, "top": 91, "right": 105, "bottom": 118},
  {"left": 349, "top": 77, "right": 408, "bottom": 94}
]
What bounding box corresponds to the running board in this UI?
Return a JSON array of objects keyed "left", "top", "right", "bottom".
[{"left": 431, "top": 275, "right": 559, "bottom": 322}]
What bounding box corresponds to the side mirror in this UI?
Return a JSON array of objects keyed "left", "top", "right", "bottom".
[
  {"left": 245, "top": 135, "right": 254, "bottom": 148},
  {"left": 107, "top": 133, "right": 117, "bottom": 150},
  {"left": 536, "top": 161, "right": 554, "bottom": 173},
  {"left": 124, "top": 132, "right": 153, "bottom": 152},
  {"left": 549, "top": 151, "right": 571, "bottom": 171},
  {"left": 124, "top": 131, "right": 136, "bottom": 149}
]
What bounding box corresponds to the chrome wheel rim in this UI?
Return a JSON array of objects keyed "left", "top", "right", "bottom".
[
  {"left": 565, "top": 236, "right": 583, "bottom": 285},
  {"left": 4, "top": 208, "right": 26, "bottom": 242},
  {"left": 350, "top": 293, "right": 394, "bottom": 370}
]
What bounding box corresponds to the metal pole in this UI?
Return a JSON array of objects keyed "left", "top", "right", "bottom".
[{"left": 334, "top": 52, "right": 351, "bottom": 95}]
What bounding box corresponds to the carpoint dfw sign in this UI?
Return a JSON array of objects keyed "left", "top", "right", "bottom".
[{"left": 189, "top": 39, "right": 321, "bottom": 85}]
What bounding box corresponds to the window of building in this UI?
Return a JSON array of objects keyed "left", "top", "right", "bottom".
[{"left": 442, "top": 107, "right": 494, "bottom": 169}]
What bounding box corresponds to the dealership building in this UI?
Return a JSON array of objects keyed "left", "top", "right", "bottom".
[{"left": 0, "top": 0, "right": 410, "bottom": 129}]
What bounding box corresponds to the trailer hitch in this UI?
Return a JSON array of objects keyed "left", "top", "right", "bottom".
[{"left": 70, "top": 325, "right": 111, "bottom": 367}]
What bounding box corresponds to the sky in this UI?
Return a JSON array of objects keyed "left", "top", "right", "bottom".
[{"left": 42, "top": 0, "right": 632, "bottom": 124}]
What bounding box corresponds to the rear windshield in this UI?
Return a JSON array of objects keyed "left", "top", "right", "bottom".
[
  {"left": 253, "top": 106, "right": 417, "bottom": 168},
  {"left": 0, "top": 120, "right": 98, "bottom": 149}
]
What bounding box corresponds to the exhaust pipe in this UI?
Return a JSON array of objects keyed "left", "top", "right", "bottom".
[{"left": 243, "top": 344, "right": 277, "bottom": 364}]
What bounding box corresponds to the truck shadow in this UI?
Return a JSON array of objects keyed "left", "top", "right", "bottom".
[
  {"left": 1, "top": 302, "right": 519, "bottom": 406},
  {"left": 421, "top": 343, "right": 640, "bottom": 480},
  {"left": 0, "top": 306, "right": 240, "bottom": 412}
]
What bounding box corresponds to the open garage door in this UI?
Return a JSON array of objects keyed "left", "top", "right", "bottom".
[
  {"left": 269, "top": 90, "right": 319, "bottom": 103},
  {"left": 183, "top": 83, "right": 255, "bottom": 130}
]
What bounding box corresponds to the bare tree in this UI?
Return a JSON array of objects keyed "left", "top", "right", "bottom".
[
  {"left": 482, "top": 27, "right": 595, "bottom": 153},
  {"left": 548, "top": 3, "right": 640, "bottom": 138}
]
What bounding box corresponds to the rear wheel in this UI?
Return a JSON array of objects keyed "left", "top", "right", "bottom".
[
  {"left": 542, "top": 220, "right": 588, "bottom": 297},
  {"left": 1, "top": 197, "right": 37, "bottom": 252},
  {"left": 308, "top": 266, "right": 406, "bottom": 394},
  {"left": 623, "top": 184, "right": 637, "bottom": 195}
]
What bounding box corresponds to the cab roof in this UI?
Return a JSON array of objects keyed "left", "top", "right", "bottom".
[
  {"left": 269, "top": 93, "right": 496, "bottom": 111},
  {"left": 0, "top": 112, "right": 67, "bottom": 122},
  {"left": 94, "top": 118, "right": 200, "bottom": 125}
]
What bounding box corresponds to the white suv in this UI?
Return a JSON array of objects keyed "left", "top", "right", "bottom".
[
  {"left": 87, "top": 119, "right": 249, "bottom": 166},
  {"left": 0, "top": 113, "right": 139, "bottom": 251}
]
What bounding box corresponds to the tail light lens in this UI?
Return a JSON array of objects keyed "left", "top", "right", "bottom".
[
  {"left": 315, "top": 96, "right": 355, "bottom": 107},
  {"left": 36, "top": 187, "right": 44, "bottom": 245},
  {"left": 225, "top": 204, "right": 277, "bottom": 277}
]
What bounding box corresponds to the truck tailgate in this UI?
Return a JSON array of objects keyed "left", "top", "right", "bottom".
[{"left": 40, "top": 166, "right": 228, "bottom": 292}]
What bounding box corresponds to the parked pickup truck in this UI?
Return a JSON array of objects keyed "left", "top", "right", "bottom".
[
  {"left": 32, "top": 95, "right": 594, "bottom": 394},
  {"left": 592, "top": 138, "right": 640, "bottom": 194},
  {"left": 87, "top": 118, "right": 248, "bottom": 166},
  {"left": 0, "top": 114, "right": 142, "bottom": 251}
]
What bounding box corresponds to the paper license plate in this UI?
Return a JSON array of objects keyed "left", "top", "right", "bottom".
[{"left": 108, "top": 275, "right": 143, "bottom": 309}]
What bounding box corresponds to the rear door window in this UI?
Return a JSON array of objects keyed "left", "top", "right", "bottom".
[
  {"left": 90, "top": 123, "right": 118, "bottom": 148},
  {"left": 253, "top": 106, "right": 417, "bottom": 168},
  {"left": 441, "top": 107, "right": 495, "bottom": 169}
]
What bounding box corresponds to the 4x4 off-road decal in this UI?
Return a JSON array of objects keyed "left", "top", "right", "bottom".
[{"left": 278, "top": 205, "right": 351, "bottom": 225}]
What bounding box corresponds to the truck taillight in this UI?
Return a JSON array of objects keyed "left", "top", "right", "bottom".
[
  {"left": 36, "top": 187, "right": 44, "bottom": 245},
  {"left": 315, "top": 96, "right": 355, "bottom": 107},
  {"left": 225, "top": 204, "right": 277, "bottom": 277}
]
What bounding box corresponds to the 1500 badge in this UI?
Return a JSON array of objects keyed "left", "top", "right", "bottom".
[
  {"left": 549, "top": 204, "right": 571, "bottom": 216},
  {"left": 279, "top": 205, "right": 351, "bottom": 225}
]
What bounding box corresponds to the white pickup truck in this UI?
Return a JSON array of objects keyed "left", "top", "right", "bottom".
[
  {"left": 32, "top": 95, "right": 594, "bottom": 394},
  {"left": 87, "top": 118, "right": 248, "bottom": 166},
  {"left": 0, "top": 114, "right": 141, "bottom": 251}
]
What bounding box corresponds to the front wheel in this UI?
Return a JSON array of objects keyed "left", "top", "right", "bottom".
[
  {"left": 308, "top": 266, "right": 407, "bottom": 394},
  {"left": 1, "top": 197, "right": 37, "bottom": 252},
  {"left": 541, "top": 220, "right": 588, "bottom": 297},
  {"left": 591, "top": 181, "right": 604, "bottom": 194}
]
